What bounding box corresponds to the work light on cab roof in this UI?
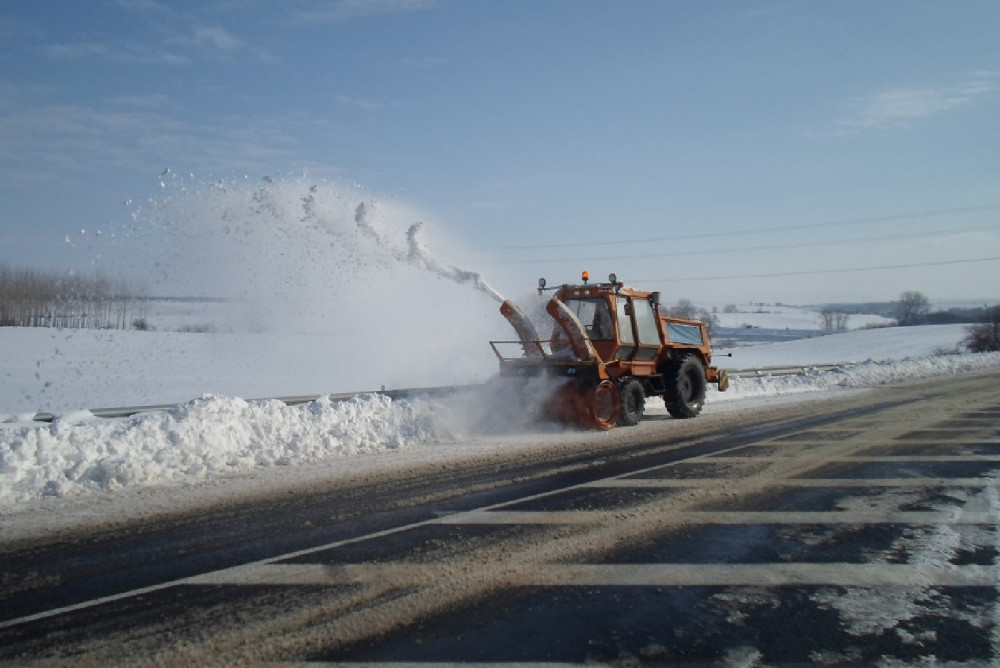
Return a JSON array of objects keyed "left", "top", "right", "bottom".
[
  {"left": 537, "top": 271, "right": 624, "bottom": 292},
  {"left": 492, "top": 272, "right": 729, "bottom": 430}
]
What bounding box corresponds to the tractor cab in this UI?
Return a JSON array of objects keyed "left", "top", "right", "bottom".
[{"left": 548, "top": 274, "right": 666, "bottom": 377}]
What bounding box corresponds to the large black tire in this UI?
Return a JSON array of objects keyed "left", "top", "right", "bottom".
[
  {"left": 617, "top": 378, "right": 646, "bottom": 427},
  {"left": 664, "top": 355, "right": 707, "bottom": 419}
]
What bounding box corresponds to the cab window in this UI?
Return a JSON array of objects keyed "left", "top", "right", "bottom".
[
  {"left": 616, "top": 297, "right": 635, "bottom": 345},
  {"left": 563, "top": 298, "right": 614, "bottom": 341},
  {"left": 633, "top": 298, "right": 660, "bottom": 346}
]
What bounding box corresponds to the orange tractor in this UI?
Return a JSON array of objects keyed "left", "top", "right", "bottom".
[{"left": 490, "top": 272, "right": 729, "bottom": 429}]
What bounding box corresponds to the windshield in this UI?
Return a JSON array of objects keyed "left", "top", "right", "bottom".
[{"left": 563, "top": 297, "right": 614, "bottom": 341}]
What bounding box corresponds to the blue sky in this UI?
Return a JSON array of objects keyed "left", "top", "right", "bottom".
[{"left": 1, "top": 0, "right": 999, "bottom": 305}]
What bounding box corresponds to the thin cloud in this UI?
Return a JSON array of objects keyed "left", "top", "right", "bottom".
[
  {"left": 107, "top": 3, "right": 263, "bottom": 62},
  {"left": 47, "top": 29, "right": 262, "bottom": 65},
  {"left": 192, "top": 26, "right": 244, "bottom": 53},
  {"left": 0, "top": 101, "right": 183, "bottom": 185},
  {"left": 291, "top": 0, "right": 437, "bottom": 24},
  {"left": 0, "top": 89, "right": 333, "bottom": 187},
  {"left": 114, "top": 0, "right": 170, "bottom": 14},
  {"left": 0, "top": 16, "right": 44, "bottom": 41},
  {"left": 46, "top": 41, "right": 189, "bottom": 66},
  {"left": 171, "top": 25, "right": 275, "bottom": 63},
  {"left": 46, "top": 42, "right": 114, "bottom": 60},
  {"left": 839, "top": 72, "right": 997, "bottom": 130},
  {"left": 400, "top": 55, "right": 448, "bottom": 70},
  {"left": 111, "top": 93, "right": 172, "bottom": 109},
  {"left": 337, "top": 94, "right": 383, "bottom": 112}
]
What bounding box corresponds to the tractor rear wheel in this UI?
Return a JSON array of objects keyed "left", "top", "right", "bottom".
[
  {"left": 617, "top": 378, "right": 645, "bottom": 427},
  {"left": 664, "top": 355, "right": 707, "bottom": 419}
]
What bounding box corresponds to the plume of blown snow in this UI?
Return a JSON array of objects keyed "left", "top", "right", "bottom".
[{"left": 88, "top": 172, "right": 511, "bottom": 390}]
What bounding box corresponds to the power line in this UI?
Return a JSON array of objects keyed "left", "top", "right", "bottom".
[
  {"left": 630, "top": 256, "right": 1000, "bottom": 284},
  {"left": 481, "top": 202, "right": 1000, "bottom": 251},
  {"left": 473, "top": 167, "right": 1000, "bottom": 229},
  {"left": 503, "top": 224, "right": 1000, "bottom": 265}
]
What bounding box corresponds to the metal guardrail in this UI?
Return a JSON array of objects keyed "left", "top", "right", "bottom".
[
  {"left": 25, "top": 365, "right": 848, "bottom": 424},
  {"left": 728, "top": 363, "right": 844, "bottom": 377},
  {"left": 27, "top": 385, "right": 482, "bottom": 424}
]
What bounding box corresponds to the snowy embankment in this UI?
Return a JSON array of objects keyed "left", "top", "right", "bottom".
[{"left": 2, "top": 323, "right": 999, "bottom": 508}]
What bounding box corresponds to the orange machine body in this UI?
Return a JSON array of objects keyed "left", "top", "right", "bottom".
[{"left": 490, "top": 274, "right": 728, "bottom": 429}]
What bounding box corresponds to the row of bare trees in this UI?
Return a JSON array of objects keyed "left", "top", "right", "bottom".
[
  {"left": 819, "top": 309, "right": 850, "bottom": 331},
  {"left": 0, "top": 265, "right": 148, "bottom": 330}
]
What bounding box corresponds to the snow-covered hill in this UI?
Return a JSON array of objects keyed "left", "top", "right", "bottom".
[
  {"left": 711, "top": 303, "right": 893, "bottom": 331},
  {"left": 716, "top": 323, "right": 969, "bottom": 369}
]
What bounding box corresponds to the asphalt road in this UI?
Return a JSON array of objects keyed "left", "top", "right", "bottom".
[{"left": 1, "top": 370, "right": 999, "bottom": 666}]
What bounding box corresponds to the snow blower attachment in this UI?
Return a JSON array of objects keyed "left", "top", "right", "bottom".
[{"left": 490, "top": 272, "right": 729, "bottom": 430}]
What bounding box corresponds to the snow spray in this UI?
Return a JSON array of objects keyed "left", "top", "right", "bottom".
[
  {"left": 105, "top": 172, "right": 509, "bottom": 311},
  {"left": 85, "top": 172, "right": 510, "bottom": 390},
  {"left": 354, "top": 202, "right": 505, "bottom": 304}
]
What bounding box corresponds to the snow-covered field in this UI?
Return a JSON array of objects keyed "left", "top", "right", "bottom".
[{"left": 2, "top": 306, "right": 999, "bottom": 510}]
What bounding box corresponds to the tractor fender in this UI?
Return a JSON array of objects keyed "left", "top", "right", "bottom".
[{"left": 546, "top": 298, "right": 597, "bottom": 361}]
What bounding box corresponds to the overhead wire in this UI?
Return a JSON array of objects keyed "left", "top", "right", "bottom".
[
  {"left": 480, "top": 202, "right": 1000, "bottom": 251},
  {"left": 630, "top": 256, "right": 1000, "bottom": 284},
  {"left": 503, "top": 224, "right": 1000, "bottom": 264},
  {"left": 473, "top": 166, "right": 1000, "bottom": 230}
]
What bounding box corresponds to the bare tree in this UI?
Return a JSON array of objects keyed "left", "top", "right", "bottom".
[
  {"left": 963, "top": 305, "right": 1000, "bottom": 352},
  {"left": 895, "top": 291, "right": 930, "bottom": 326},
  {"left": 818, "top": 309, "right": 849, "bottom": 331},
  {"left": 819, "top": 308, "right": 835, "bottom": 331},
  {"left": 669, "top": 299, "right": 697, "bottom": 319},
  {"left": 697, "top": 308, "right": 719, "bottom": 337}
]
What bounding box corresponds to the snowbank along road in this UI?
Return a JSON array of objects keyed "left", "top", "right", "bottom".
[{"left": 1, "top": 369, "right": 1000, "bottom": 666}]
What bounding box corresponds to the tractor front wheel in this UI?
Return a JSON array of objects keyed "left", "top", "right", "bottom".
[
  {"left": 617, "top": 378, "right": 646, "bottom": 427},
  {"left": 664, "top": 356, "right": 707, "bottom": 419}
]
